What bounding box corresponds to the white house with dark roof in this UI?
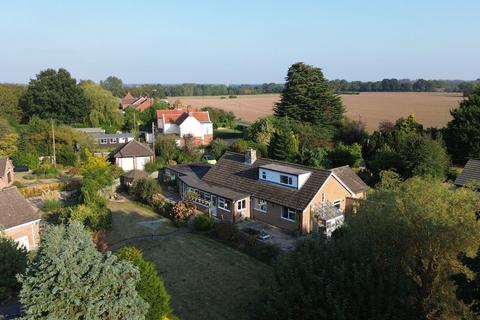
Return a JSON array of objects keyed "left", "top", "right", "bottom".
[{"left": 110, "top": 140, "right": 154, "bottom": 171}]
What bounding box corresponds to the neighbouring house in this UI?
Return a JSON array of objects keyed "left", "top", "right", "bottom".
[
  {"left": 455, "top": 159, "right": 480, "bottom": 187},
  {"left": 121, "top": 169, "right": 149, "bottom": 189},
  {"left": 0, "top": 157, "right": 15, "bottom": 189},
  {"left": 121, "top": 92, "right": 154, "bottom": 112},
  {"left": 156, "top": 108, "right": 213, "bottom": 146},
  {"left": 110, "top": 140, "right": 154, "bottom": 171},
  {"left": 74, "top": 128, "right": 135, "bottom": 150},
  {"left": 165, "top": 149, "right": 368, "bottom": 236},
  {"left": 74, "top": 127, "right": 106, "bottom": 135},
  {"left": 0, "top": 187, "right": 41, "bottom": 250}
]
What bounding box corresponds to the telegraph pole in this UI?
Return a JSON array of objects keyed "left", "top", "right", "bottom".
[
  {"left": 51, "top": 119, "right": 56, "bottom": 167},
  {"left": 152, "top": 121, "right": 156, "bottom": 161}
]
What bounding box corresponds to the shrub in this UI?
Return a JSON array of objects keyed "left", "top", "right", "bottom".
[
  {"left": 60, "top": 204, "right": 112, "bottom": 231},
  {"left": 67, "top": 167, "right": 80, "bottom": 176},
  {"left": 170, "top": 201, "right": 196, "bottom": 225},
  {"left": 91, "top": 230, "right": 108, "bottom": 252},
  {"left": 116, "top": 246, "right": 173, "bottom": 320},
  {"left": 0, "top": 233, "right": 28, "bottom": 302},
  {"left": 152, "top": 199, "right": 172, "bottom": 217},
  {"left": 12, "top": 180, "right": 24, "bottom": 188},
  {"left": 131, "top": 178, "right": 160, "bottom": 205},
  {"left": 193, "top": 214, "right": 215, "bottom": 231},
  {"left": 214, "top": 221, "right": 239, "bottom": 241}
]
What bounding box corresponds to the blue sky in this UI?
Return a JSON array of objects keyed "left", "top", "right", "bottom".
[{"left": 1, "top": 0, "right": 479, "bottom": 84}]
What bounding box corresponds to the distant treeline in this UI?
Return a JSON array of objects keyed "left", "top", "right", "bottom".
[
  {"left": 124, "top": 79, "right": 479, "bottom": 98},
  {"left": 329, "top": 78, "right": 480, "bottom": 95},
  {"left": 126, "top": 83, "right": 284, "bottom": 98}
]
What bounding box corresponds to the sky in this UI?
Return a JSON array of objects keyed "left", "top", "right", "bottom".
[{"left": 1, "top": 0, "right": 479, "bottom": 84}]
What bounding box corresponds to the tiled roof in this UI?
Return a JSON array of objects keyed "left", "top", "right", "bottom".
[
  {"left": 122, "top": 169, "right": 149, "bottom": 180},
  {"left": 0, "top": 187, "right": 40, "bottom": 229},
  {"left": 202, "top": 152, "right": 331, "bottom": 211},
  {"left": 157, "top": 109, "right": 211, "bottom": 125},
  {"left": 167, "top": 163, "right": 212, "bottom": 179},
  {"left": 455, "top": 159, "right": 480, "bottom": 186},
  {"left": 110, "top": 140, "right": 154, "bottom": 158},
  {"left": 331, "top": 166, "right": 369, "bottom": 194}
]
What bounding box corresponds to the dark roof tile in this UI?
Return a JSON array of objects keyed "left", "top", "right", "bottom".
[
  {"left": 455, "top": 159, "right": 480, "bottom": 186},
  {"left": 110, "top": 140, "right": 154, "bottom": 158},
  {"left": 0, "top": 187, "right": 40, "bottom": 229},
  {"left": 331, "top": 166, "right": 369, "bottom": 194}
]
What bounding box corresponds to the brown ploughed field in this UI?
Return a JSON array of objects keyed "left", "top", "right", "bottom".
[{"left": 168, "top": 92, "right": 463, "bottom": 132}]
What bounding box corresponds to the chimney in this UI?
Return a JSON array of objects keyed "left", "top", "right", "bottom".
[
  {"left": 187, "top": 105, "right": 193, "bottom": 116},
  {"left": 245, "top": 148, "right": 257, "bottom": 165}
]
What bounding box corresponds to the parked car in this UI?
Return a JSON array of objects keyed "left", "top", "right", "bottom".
[{"left": 202, "top": 154, "right": 217, "bottom": 165}]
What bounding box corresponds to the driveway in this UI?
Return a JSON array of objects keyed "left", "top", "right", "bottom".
[{"left": 238, "top": 220, "right": 298, "bottom": 251}]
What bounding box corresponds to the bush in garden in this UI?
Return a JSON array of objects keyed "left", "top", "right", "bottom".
[
  {"left": 60, "top": 204, "right": 112, "bottom": 231},
  {"left": 131, "top": 178, "right": 160, "bottom": 205},
  {"left": 193, "top": 214, "right": 215, "bottom": 231},
  {"left": 214, "top": 221, "right": 239, "bottom": 241},
  {"left": 116, "top": 246, "right": 173, "bottom": 320},
  {"left": 170, "top": 201, "right": 196, "bottom": 225},
  {"left": 0, "top": 233, "right": 28, "bottom": 302}
]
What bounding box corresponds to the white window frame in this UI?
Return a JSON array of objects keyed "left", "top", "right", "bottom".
[
  {"left": 100, "top": 138, "right": 108, "bottom": 144},
  {"left": 218, "top": 197, "right": 231, "bottom": 212},
  {"left": 281, "top": 207, "right": 296, "bottom": 222},
  {"left": 15, "top": 236, "right": 29, "bottom": 251},
  {"left": 280, "top": 174, "right": 293, "bottom": 186},
  {"left": 333, "top": 199, "right": 341, "bottom": 210},
  {"left": 255, "top": 199, "right": 267, "bottom": 213},
  {"left": 109, "top": 138, "right": 117, "bottom": 144},
  {"left": 261, "top": 171, "right": 266, "bottom": 180},
  {"left": 237, "top": 199, "right": 246, "bottom": 211}
]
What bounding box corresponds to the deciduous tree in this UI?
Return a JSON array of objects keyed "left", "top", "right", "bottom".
[{"left": 100, "top": 76, "right": 125, "bottom": 97}]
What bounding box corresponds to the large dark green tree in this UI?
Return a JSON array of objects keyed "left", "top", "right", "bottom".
[
  {"left": 117, "top": 246, "right": 172, "bottom": 320},
  {"left": 0, "top": 84, "right": 24, "bottom": 121},
  {"left": 0, "top": 233, "right": 28, "bottom": 302},
  {"left": 452, "top": 247, "right": 480, "bottom": 316},
  {"left": 274, "top": 62, "right": 345, "bottom": 127},
  {"left": 18, "top": 222, "right": 148, "bottom": 319},
  {"left": 20, "top": 68, "right": 87, "bottom": 124},
  {"left": 100, "top": 75, "right": 125, "bottom": 97},
  {"left": 268, "top": 125, "right": 298, "bottom": 161},
  {"left": 444, "top": 85, "right": 480, "bottom": 163}
]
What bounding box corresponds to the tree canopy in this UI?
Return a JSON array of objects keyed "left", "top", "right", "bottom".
[
  {"left": 20, "top": 68, "right": 87, "bottom": 124},
  {"left": 274, "top": 62, "right": 345, "bottom": 127},
  {"left": 80, "top": 80, "right": 123, "bottom": 132},
  {"left": 18, "top": 222, "right": 148, "bottom": 319},
  {"left": 0, "top": 232, "right": 28, "bottom": 302},
  {"left": 100, "top": 76, "right": 125, "bottom": 97},
  {"left": 0, "top": 84, "right": 24, "bottom": 121},
  {"left": 445, "top": 85, "right": 480, "bottom": 163}
]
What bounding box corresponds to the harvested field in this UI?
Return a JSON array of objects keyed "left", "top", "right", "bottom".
[{"left": 168, "top": 92, "right": 463, "bottom": 131}]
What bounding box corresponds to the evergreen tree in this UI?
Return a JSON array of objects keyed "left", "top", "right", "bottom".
[
  {"left": 20, "top": 68, "right": 87, "bottom": 124},
  {"left": 268, "top": 125, "right": 298, "bottom": 161},
  {"left": 0, "top": 233, "right": 28, "bottom": 302},
  {"left": 18, "top": 222, "right": 148, "bottom": 319},
  {"left": 444, "top": 85, "right": 480, "bottom": 163},
  {"left": 452, "top": 247, "right": 480, "bottom": 316},
  {"left": 117, "top": 246, "right": 172, "bottom": 320},
  {"left": 274, "top": 62, "right": 345, "bottom": 127}
]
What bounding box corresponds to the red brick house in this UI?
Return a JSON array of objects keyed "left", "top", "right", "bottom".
[
  {"left": 0, "top": 187, "right": 41, "bottom": 251},
  {"left": 0, "top": 157, "right": 14, "bottom": 189},
  {"left": 121, "top": 92, "right": 154, "bottom": 112}
]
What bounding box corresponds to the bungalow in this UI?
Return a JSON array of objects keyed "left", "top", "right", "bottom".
[
  {"left": 455, "top": 159, "right": 480, "bottom": 188},
  {"left": 110, "top": 140, "right": 154, "bottom": 171},
  {"left": 0, "top": 157, "right": 15, "bottom": 189},
  {"left": 157, "top": 108, "right": 213, "bottom": 146},
  {"left": 94, "top": 133, "right": 135, "bottom": 149},
  {"left": 121, "top": 92, "right": 154, "bottom": 112},
  {"left": 166, "top": 149, "right": 368, "bottom": 235},
  {"left": 0, "top": 187, "right": 41, "bottom": 250}
]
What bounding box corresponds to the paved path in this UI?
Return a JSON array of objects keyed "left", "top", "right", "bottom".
[{"left": 108, "top": 227, "right": 191, "bottom": 251}]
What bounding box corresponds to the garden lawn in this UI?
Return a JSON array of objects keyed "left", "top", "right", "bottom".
[
  {"left": 213, "top": 127, "right": 243, "bottom": 139},
  {"left": 106, "top": 199, "right": 176, "bottom": 245},
  {"left": 133, "top": 233, "right": 271, "bottom": 320}
]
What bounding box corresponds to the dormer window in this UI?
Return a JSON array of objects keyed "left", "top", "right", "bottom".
[{"left": 280, "top": 175, "right": 293, "bottom": 185}]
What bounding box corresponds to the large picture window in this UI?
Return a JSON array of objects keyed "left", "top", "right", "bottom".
[
  {"left": 281, "top": 207, "right": 296, "bottom": 222},
  {"left": 218, "top": 197, "right": 231, "bottom": 212},
  {"left": 255, "top": 199, "right": 267, "bottom": 212}
]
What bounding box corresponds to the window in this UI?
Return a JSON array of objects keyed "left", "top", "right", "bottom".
[
  {"left": 333, "top": 200, "right": 341, "bottom": 210},
  {"left": 218, "top": 197, "right": 231, "bottom": 212},
  {"left": 280, "top": 175, "right": 293, "bottom": 185},
  {"left": 255, "top": 199, "right": 267, "bottom": 212},
  {"left": 100, "top": 138, "right": 108, "bottom": 144},
  {"left": 237, "top": 199, "right": 246, "bottom": 211},
  {"left": 261, "top": 171, "right": 266, "bottom": 180},
  {"left": 282, "top": 207, "right": 296, "bottom": 222},
  {"left": 109, "top": 138, "right": 117, "bottom": 144}
]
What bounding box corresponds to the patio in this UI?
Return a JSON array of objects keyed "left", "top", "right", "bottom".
[{"left": 238, "top": 220, "right": 299, "bottom": 251}]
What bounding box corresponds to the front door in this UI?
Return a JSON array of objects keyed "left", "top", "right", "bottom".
[{"left": 210, "top": 195, "right": 217, "bottom": 217}]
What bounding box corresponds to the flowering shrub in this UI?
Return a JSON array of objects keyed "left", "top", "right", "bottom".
[
  {"left": 170, "top": 201, "right": 196, "bottom": 225},
  {"left": 193, "top": 214, "right": 215, "bottom": 231}
]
